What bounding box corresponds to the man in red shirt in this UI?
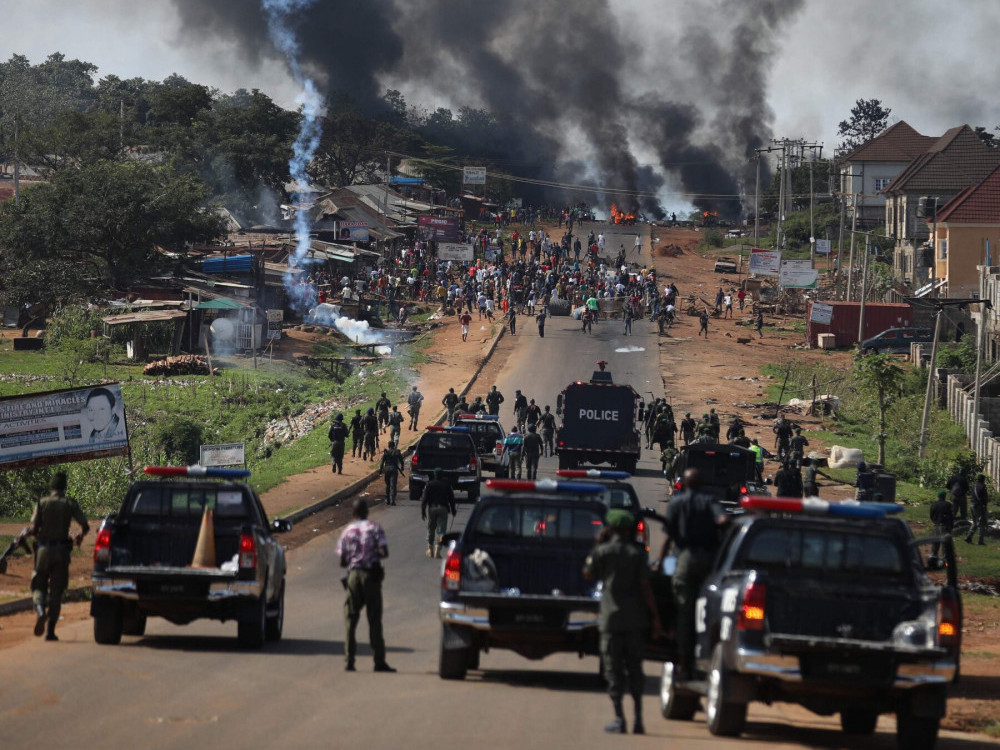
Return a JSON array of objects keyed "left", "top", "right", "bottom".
[
  {"left": 459, "top": 311, "right": 473, "bottom": 341},
  {"left": 737, "top": 288, "right": 747, "bottom": 312}
]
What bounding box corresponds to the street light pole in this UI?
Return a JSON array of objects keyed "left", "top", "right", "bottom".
[{"left": 918, "top": 308, "right": 944, "bottom": 459}]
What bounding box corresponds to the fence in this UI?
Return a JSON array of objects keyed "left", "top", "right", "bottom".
[{"left": 945, "top": 373, "right": 1000, "bottom": 486}]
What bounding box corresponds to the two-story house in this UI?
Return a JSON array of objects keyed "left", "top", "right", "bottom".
[
  {"left": 927, "top": 163, "right": 1000, "bottom": 298},
  {"left": 838, "top": 121, "right": 936, "bottom": 228},
  {"left": 885, "top": 125, "right": 1000, "bottom": 286}
]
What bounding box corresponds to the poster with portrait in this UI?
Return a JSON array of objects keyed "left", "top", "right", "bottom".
[
  {"left": 417, "top": 216, "right": 460, "bottom": 243},
  {"left": 0, "top": 384, "right": 129, "bottom": 470}
]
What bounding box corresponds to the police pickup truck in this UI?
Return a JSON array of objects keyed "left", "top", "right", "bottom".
[
  {"left": 90, "top": 466, "right": 291, "bottom": 649},
  {"left": 658, "top": 496, "right": 959, "bottom": 750},
  {"left": 555, "top": 367, "right": 641, "bottom": 473},
  {"left": 453, "top": 413, "right": 506, "bottom": 477}
]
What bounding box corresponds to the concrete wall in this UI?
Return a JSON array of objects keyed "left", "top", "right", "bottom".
[{"left": 946, "top": 373, "right": 1000, "bottom": 487}]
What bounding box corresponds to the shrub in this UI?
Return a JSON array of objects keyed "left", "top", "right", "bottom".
[{"left": 152, "top": 416, "right": 204, "bottom": 465}]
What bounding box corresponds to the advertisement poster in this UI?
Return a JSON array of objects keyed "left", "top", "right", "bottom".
[
  {"left": 780, "top": 260, "right": 819, "bottom": 289},
  {"left": 815, "top": 239, "right": 832, "bottom": 255},
  {"left": 336, "top": 220, "right": 370, "bottom": 242},
  {"left": 417, "top": 216, "right": 460, "bottom": 242},
  {"left": 200, "top": 442, "right": 246, "bottom": 468},
  {"left": 0, "top": 384, "right": 129, "bottom": 470},
  {"left": 810, "top": 302, "right": 834, "bottom": 325},
  {"left": 437, "top": 243, "right": 475, "bottom": 262},
  {"left": 749, "top": 248, "right": 782, "bottom": 277},
  {"left": 463, "top": 166, "right": 486, "bottom": 185}
]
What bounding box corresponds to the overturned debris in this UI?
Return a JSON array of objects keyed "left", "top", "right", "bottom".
[{"left": 143, "top": 355, "right": 216, "bottom": 377}]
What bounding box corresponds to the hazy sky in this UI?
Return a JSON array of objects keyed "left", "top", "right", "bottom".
[{"left": 2, "top": 0, "right": 999, "bottom": 173}]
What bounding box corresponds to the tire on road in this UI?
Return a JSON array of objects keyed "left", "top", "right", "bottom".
[
  {"left": 547, "top": 299, "right": 571, "bottom": 316},
  {"left": 439, "top": 625, "right": 469, "bottom": 680},
  {"left": 660, "top": 661, "right": 699, "bottom": 720},
  {"left": 93, "top": 599, "right": 124, "bottom": 645},
  {"left": 238, "top": 591, "right": 267, "bottom": 649},
  {"left": 265, "top": 583, "right": 285, "bottom": 642},
  {"left": 121, "top": 605, "right": 147, "bottom": 637},
  {"left": 706, "top": 643, "right": 747, "bottom": 737},
  {"left": 410, "top": 481, "right": 421, "bottom": 501},
  {"left": 841, "top": 709, "right": 878, "bottom": 735}
]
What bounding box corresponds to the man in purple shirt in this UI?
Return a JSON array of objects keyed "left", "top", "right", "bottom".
[{"left": 336, "top": 499, "right": 395, "bottom": 672}]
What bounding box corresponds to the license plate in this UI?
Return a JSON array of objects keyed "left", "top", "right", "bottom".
[
  {"left": 139, "top": 580, "right": 209, "bottom": 598},
  {"left": 803, "top": 654, "right": 891, "bottom": 683},
  {"left": 490, "top": 609, "right": 566, "bottom": 629}
]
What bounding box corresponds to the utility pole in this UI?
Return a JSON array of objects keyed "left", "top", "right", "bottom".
[
  {"left": 753, "top": 152, "right": 761, "bottom": 248},
  {"left": 809, "top": 158, "right": 815, "bottom": 265},
  {"left": 973, "top": 266, "right": 989, "bottom": 421},
  {"left": 383, "top": 152, "right": 390, "bottom": 220},
  {"left": 846, "top": 197, "right": 858, "bottom": 300},
  {"left": 836, "top": 197, "right": 846, "bottom": 299},
  {"left": 918, "top": 307, "right": 944, "bottom": 459},
  {"left": 858, "top": 236, "right": 870, "bottom": 342}
]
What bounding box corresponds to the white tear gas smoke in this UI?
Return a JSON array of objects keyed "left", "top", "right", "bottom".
[
  {"left": 261, "top": 0, "right": 324, "bottom": 311},
  {"left": 308, "top": 303, "right": 390, "bottom": 347}
]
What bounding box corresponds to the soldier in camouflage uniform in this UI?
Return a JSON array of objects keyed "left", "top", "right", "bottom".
[
  {"left": 28, "top": 472, "right": 89, "bottom": 641},
  {"left": 378, "top": 441, "right": 406, "bottom": 506}
]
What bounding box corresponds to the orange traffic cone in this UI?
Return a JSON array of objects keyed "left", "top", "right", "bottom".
[{"left": 190, "top": 507, "right": 217, "bottom": 568}]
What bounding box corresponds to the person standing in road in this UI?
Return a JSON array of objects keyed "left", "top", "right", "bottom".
[
  {"left": 486, "top": 385, "right": 505, "bottom": 416},
  {"left": 708, "top": 408, "right": 720, "bottom": 441},
  {"left": 28, "top": 471, "right": 89, "bottom": 640},
  {"left": 634, "top": 233, "right": 642, "bottom": 255},
  {"left": 407, "top": 385, "right": 424, "bottom": 431},
  {"left": 789, "top": 428, "right": 809, "bottom": 468},
  {"left": 536, "top": 309, "right": 546, "bottom": 337},
  {"left": 967, "top": 474, "right": 990, "bottom": 545},
  {"left": 755, "top": 311, "right": 764, "bottom": 338},
  {"left": 507, "top": 305, "right": 517, "bottom": 335},
  {"left": 502, "top": 427, "right": 524, "bottom": 479},
  {"left": 723, "top": 292, "right": 733, "bottom": 319},
  {"left": 387, "top": 405, "right": 403, "bottom": 446},
  {"left": 522, "top": 424, "right": 544, "bottom": 480},
  {"left": 337, "top": 499, "right": 395, "bottom": 672},
  {"left": 584, "top": 510, "right": 661, "bottom": 735},
  {"left": 679, "top": 412, "right": 696, "bottom": 446},
  {"left": 540, "top": 405, "right": 557, "bottom": 457},
  {"left": 623, "top": 305, "right": 633, "bottom": 336},
  {"left": 328, "top": 413, "right": 350, "bottom": 474},
  {"left": 443, "top": 387, "right": 460, "bottom": 425},
  {"left": 379, "top": 440, "right": 405, "bottom": 506},
  {"left": 513, "top": 389, "right": 529, "bottom": 433},
  {"left": 698, "top": 309, "right": 709, "bottom": 338},
  {"left": 930, "top": 489, "right": 955, "bottom": 558},
  {"left": 657, "top": 468, "right": 725, "bottom": 682},
  {"left": 421, "top": 468, "right": 456, "bottom": 558},
  {"left": 362, "top": 408, "right": 379, "bottom": 461},
  {"left": 737, "top": 288, "right": 746, "bottom": 312},
  {"left": 459, "top": 310, "right": 472, "bottom": 342},
  {"left": 774, "top": 461, "right": 803, "bottom": 498},
  {"left": 749, "top": 438, "right": 764, "bottom": 482}
]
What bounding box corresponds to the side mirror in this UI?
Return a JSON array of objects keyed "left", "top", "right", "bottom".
[
  {"left": 272, "top": 518, "right": 293, "bottom": 534},
  {"left": 556, "top": 394, "right": 563, "bottom": 411}
]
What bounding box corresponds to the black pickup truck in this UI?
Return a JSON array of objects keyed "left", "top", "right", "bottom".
[
  {"left": 409, "top": 427, "right": 482, "bottom": 501},
  {"left": 91, "top": 466, "right": 291, "bottom": 649},
  {"left": 670, "top": 443, "right": 768, "bottom": 509},
  {"left": 658, "top": 496, "right": 959, "bottom": 750}
]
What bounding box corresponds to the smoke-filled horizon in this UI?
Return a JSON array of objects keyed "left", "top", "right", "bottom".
[{"left": 169, "top": 0, "right": 805, "bottom": 217}]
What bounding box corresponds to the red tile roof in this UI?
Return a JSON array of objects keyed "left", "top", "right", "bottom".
[
  {"left": 934, "top": 163, "right": 1000, "bottom": 224},
  {"left": 839, "top": 121, "right": 937, "bottom": 163},
  {"left": 884, "top": 125, "right": 1000, "bottom": 194}
]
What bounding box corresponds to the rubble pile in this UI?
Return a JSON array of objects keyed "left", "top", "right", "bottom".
[
  {"left": 657, "top": 244, "right": 684, "bottom": 257},
  {"left": 143, "top": 355, "right": 216, "bottom": 376},
  {"left": 260, "top": 396, "right": 347, "bottom": 446}
]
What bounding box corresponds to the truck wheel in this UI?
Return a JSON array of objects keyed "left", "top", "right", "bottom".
[
  {"left": 409, "top": 482, "right": 421, "bottom": 501},
  {"left": 706, "top": 643, "right": 747, "bottom": 737},
  {"left": 238, "top": 594, "right": 267, "bottom": 649},
  {"left": 122, "top": 607, "right": 147, "bottom": 637},
  {"left": 623, "top": 458, "right": 638, "bottom": 475},
  {"left": 841, "top": 709, "right": 878, "bottom": 735},
  {"left": 467, "top": 647, "right": 480, "bottom": 671},
  {"left": 439, "top": 625, "right": 468, "bottom": 680},
  {"left": 896, "top": 712, "right": 939, "bottom": 750},
  {"left": 660, "top": 662, "right": 699, "bottom": 720},
  {"left": 265, "top": 583, "right": 285, "bottom": 642},
  {"left": 558, "top": 454, "right": 569, "bottom": 470},
  {"left": 93, "top": 600, "right": 124, "bottom": 645}
]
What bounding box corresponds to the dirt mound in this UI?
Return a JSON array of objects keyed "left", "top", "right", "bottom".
[{"left": 657, "top": 244, "right": 684, "bottom": 257}]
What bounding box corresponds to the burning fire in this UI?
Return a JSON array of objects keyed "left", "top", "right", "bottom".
[{"left": 610, "top": 203, "right": 638, "bottom": 225}]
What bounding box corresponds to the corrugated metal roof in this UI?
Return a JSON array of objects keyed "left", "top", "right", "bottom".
[
  {"left": 203, "top": 254, "right": 254, "bottom": 274},
  {"left": 196, "top": 298, "right": 246, "bottom": 310},
  {"left": 101, "top": 310, "right": 188, "bottom": 325}
]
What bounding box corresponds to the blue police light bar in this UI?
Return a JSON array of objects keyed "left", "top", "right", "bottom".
[
  {"left": 740, "top": 495, "right": 904, "bottom": 519},
  {"left": 426, "top": 425, "right": 471, "bottom": 433},
  {"left": 556, "top": 469, "right": 631, "bottom": 480},
  {"left": 457, "top": 414, "right": 499, "bottom": 420},
  {"left": 486, "top": 478, "right": 606, "bottom": 494},
  {"left": 143, "top": 465, "right": 252, "bottom": 479}
]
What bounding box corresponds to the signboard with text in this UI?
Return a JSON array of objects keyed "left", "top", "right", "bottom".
[
  {"left": 437, "top": 243, "right": 475, "bottom": 262},
  {"left": 463, "top": 166, "right": 487, "bottom": 185},
  {"left": 336, "top": 221, "right": 370, "bottom": 242},
  {"left": 0, "top": 384, "right": 129, "bottom": 470},
  {"left": 748, "top": 248, "right": 781, "bottom": 277},
  {"left": 780, "top": 260, "right": 819, "bottom": 289},
  {"left": 200, "top": 442, "right": 246, "bottom": 468},
  {"left": 417, "top": 215, "right": 460, "bottom": 243},
  {"left": 810, "top": 302, "right": 834, "bottom": 325},
  {"left": 815, "top": 239, "right": 832, "bottom": 255}
]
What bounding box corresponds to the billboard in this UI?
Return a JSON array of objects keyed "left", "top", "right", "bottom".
[
  {"left": 815, "top": 239, "right": 832, "bottom": 255},
  {"left": 779, "top": 260, "right": 819, "bottom": 289},
  {"left": 417, "top": 215, "right": 460, "bottom": 242},
  {"left": 0, "top": 384, "right": 129, "bottom": 470},
  {"left": 463, "top": 166, "right": 487, "bottom": 185},
  {"left": 336, "top": 220, "right": 370, "bottom": 242},
  {"left": 437, "top": 243, "right": 475, "bottom": 262},
  {"left": 749, "top": 248, "right": 781, "bottom": 277},
  {"left": 810, "top": 302, "right": 834, "bottom": 325},
  {"left": 200, "top": 442, "right": 246, "bottom": 468}
]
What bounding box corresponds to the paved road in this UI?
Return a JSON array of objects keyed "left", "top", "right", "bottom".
[{"left": 1, "top": 223, "right": 992, "bottom": 749}]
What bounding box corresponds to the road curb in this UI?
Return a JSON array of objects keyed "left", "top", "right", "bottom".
[
  {"left": 283, "top": 324, "right": 507, "bottom": 525},
  {"left": 0, "top": 587, "right": 90, "bottom": 618}
]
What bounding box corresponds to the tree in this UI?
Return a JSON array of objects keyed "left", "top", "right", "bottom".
[
  {"left": 974, "top": 126, "right": 998, "bottom": 149},
  {"left": 0, "top": 160, "right": 224, "bottom": 297},
  {"left": 837, "top": 99, "right": 891, "bottom": 153},
  {"left": 853, "top": 351, "right": 904, "bottom": 465}
]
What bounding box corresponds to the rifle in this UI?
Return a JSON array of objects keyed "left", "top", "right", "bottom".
[{"left": 0, "top": 526, "right": 32, "bottom": 576}]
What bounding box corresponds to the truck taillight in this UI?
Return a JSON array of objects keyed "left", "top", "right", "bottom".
[
  {"left": 636, "top": 518, "right": 649, "bottom": 550},
  {"left": 94, "top": 528, "right": 112, "bottom": 564},
  {"left": 495, "top": 441, "right": 503, "bottom": 455},
  {"left": 443, "top": 548, "right": 462, "bottom": 591},
  {"left": 938, "top": 590, "right": 960, "bottom": 647},
  {"left": 674, "top": 479, "right": 683, "bottom": 491},
  {"left": 239, "top": 533, "right": 257, "bottom": 569},
  {"left": 470, "top": 454, "right": 477, "bottom": 469},
  {"left": 411, "top": 452, "right": 419, "bottom": 469},
  {"left": 737, "top": 581, "right": 767, "bottom": 631}
]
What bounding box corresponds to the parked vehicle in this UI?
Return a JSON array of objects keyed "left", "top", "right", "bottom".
[
  {"left": 861, "top": 327, "right": 934, "bottom": 354},
  {"left": 410, "top": 426, "right": 482, "bottom": 501},
  {"left": 90, "top": 466, "right": 290, "bottom": 649}
]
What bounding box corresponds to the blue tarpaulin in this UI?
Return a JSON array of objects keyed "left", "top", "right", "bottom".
[
  {"left": 388, "top": 177, "right": 424, "bottom": 185},
  {"left": 203, "top": 255, "right": 253, "bottom": 274}
]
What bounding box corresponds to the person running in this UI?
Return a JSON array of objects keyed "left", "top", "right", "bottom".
[
  {"left": 375, "top": 392, "right": 391, "bottom": 433},
  {"left": 513, "top": 390, "right": 529, "bottom": 433},
  {"left": 755, "top": 311, "right": 764, "bottom": 338},
  {"left": 679, "top": 413, "right": 697, "bottom": 446},
  {"left": 406, "top": 386, "right": 424, "bottom": 431},
  {"left": 443, "top": 387, "right": 460, "bottom": 425},
  {"left": 737, "top": 288, "right": 746, "bottom": 312},
  {"left": 723, "top": 292, "right": 733, "bottom": 319},
  {"left": 387, "top": 405, "right": 403, "bottom": 446},
  {"left": 379, "top": 440, "right": 405, "bottom": 506},
  {"left": 459, "top": 310, "right": 473, "bottom": 342},
  {"left": 539, "top": 405, "right": 557, "bottom": 457},
  {"left": 698, "top": 309, "right": 709, "bottom": 338},
  {"left": 507, "top": 305, "right": 517, "bottom": 335}
]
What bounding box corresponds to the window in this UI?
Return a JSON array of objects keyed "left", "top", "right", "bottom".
[
  {"left": 473, "top": 504, "right": 603, "bottom": 542},
  {"left": 939, "top": 239, "right": 948, "bottom": 260},
  {"left": 738, "top": 526, "right": 905, "bottom": 577},
  {"left": 874, "top": 177, "right": 892, "bottom": 192}
]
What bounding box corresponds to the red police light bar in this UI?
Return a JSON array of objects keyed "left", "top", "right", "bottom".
[
  {"left": 556, "top": 469, "right": 631, "bottom": 479},
  {"left": 740, "top": 495, "right": 904, "bottom": 519},
  {"left": 426, "top": 425, "right": 470, "bottom": 432},
  {"left": 143, "top": 465, "right": 251, "bottom": 479},
  {"left": 457, "top": 414, "right": 499, "bottom": 420},
  {"left": 485, "top": 479, "right": 605, "bottom": 494}
]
